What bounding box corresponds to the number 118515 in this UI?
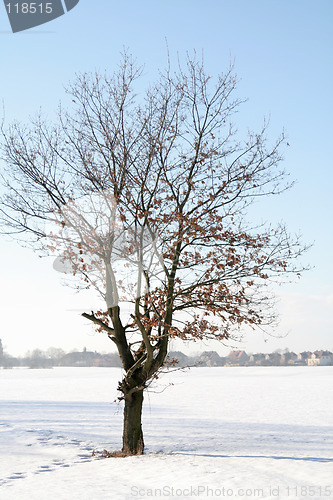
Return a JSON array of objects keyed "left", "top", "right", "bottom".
[{"left": 6, "top": 3, "right": 53, "bottom": 14}]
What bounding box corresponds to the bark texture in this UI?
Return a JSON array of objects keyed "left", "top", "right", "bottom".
[{"left": 122, "top": 390, "right": 144, "bottom": 455}]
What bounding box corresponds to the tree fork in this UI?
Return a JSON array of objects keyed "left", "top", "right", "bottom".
[{"left": 109, "top": 306, "right": 135, "bottom": 371}]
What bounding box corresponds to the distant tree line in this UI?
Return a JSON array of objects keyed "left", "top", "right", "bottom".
[
  {"left": 0, "top": 344, "right": 122, "bottom": 369},
  {"left": 0, "top": 340, "right": 332, "bottom": 369}
]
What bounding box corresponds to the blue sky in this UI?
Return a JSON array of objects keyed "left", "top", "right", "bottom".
[{"left": 0, "top": 0, "right": 332, "bottom": 356}]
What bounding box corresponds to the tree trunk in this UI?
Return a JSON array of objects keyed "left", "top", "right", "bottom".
[{"left": 122, "top": 389, "right": 144, "bottom": 455}]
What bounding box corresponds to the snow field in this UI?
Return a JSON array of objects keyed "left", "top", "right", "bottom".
[{"left": 0, "top": 366, "right": 332, "bottom": 499}]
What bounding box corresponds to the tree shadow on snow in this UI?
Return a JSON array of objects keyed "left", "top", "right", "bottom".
[{"left": 169, "top": 452, "right": 333, "bottom": 463}]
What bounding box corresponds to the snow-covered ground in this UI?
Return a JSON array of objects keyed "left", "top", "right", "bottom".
[{"left": 0, "top": 366, "right": 332, "bottom": 499}]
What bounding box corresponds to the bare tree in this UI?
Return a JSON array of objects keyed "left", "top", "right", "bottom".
[{"left": 0, "top": 52, "right": 307, "bottom": 455}]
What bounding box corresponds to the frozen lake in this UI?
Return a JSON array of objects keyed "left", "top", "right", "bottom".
[{"left": 0, "top": 366, "right": 332, "bottom": 499}]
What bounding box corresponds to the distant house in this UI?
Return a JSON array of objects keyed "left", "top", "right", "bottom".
[
  {"left": 59, "top": 349, "right": 101, "bottom": 367},
  {"left": 93, "top": 353, "right": 122, "bottom": 367},
  {"left": 248, "top": 353, "right": 266, "bottom": 366},
  {"left": 297, "top": 351, "right": 311, "bottom": 361},
  {"left": 280, "top": 352, "right": 297, "bottom": 365},
  {"left": 0, "top": 339, "right": 3, "bottom": 365},
  {"left": 197, "top": 351, "right": 224, "bottom": 367},
  {"left": 166, "top": 351, "right": 190, "bottom": 368},
  {"left": 307, "top": 351, "right": 333, "bottom": 366},
  {"left": 226, "top": 350, "right": 249, "bottom": 366},
  {"left": 268, "top": 352, "right": 282, "bottom": 366},
  {"left": 294, "top": 351, "right": 311, "bottom": 365}
]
